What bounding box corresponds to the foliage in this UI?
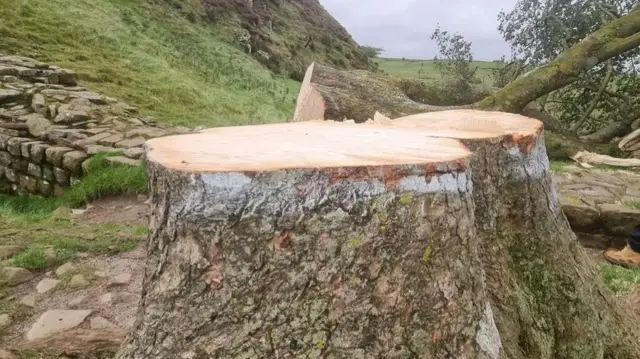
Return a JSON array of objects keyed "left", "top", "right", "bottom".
[
  {"left": 490, "top": 56, "right": 530, "bottom": 88},
  {"left": 360, "top": 45, "right": 385, "bottom": 58},
  {"left": 497, "top": 0, "right": 640, "bottom": 135},
  {"left": 430, "top": 25, "right": 482, "bottom": 104}
]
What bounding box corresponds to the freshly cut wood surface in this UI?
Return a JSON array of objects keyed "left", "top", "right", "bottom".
[
  {"left": 146, "top": 121, "right": 471, "bottom": 172},
  {"left": 389, "top": 109, "right": 543, "bottom": 139}
]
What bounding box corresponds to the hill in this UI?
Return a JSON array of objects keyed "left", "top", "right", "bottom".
[{"left": 0, "top": 0, "right": 369, "bottom": 128}]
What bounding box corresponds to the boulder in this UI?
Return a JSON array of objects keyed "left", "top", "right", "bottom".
[
  {"left": 25, "top": 113, "right": 52, "bottom": 137},
  {"left": 45, "top": 146, "right": 72, "bottom": 167},
  {"left": 0, "top": 245, "right": 24, "bottom": 260},
  {"left": 3, "top": 267, "right": 34, "bottom": 286},
  {"left": 598, "top": 203, "right": 640, "bottom": 237},
  {"left": 0, "top": 89, "right": 21, "bottom": 104},
  {"left": 62, "top": 151, "right": 89, "bottom": 173},
  {"left": 26, "top": 309, "right": 92, "bottom": 341}
]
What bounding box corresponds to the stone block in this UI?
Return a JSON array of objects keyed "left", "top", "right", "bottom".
[
  {"left": 0, "top": 134, "right": 9, "bottom": 150},
  {"left": 115, "top": 136, "right": 145, "bottom": 149},
  {"left": 25, "top": 113, "right": 51, "bottom": 137},
  {"left": 21, "top": 141, "right": 42, "bottom": 158},
  {"left": 53, "top": 167, "right": 69, "bottom": 185},
  {"left": 30, "top": 143, "right": 49, "bottom": 163},
  {"left": 125, "top": 127, "right": 167, "bottom": 138},
  {"left": 42, "top": 165, "right": 54, "bottom": 182},
  {"left": 6, "top": 137, "right": 30, "bottom": 156},
  {"left": 123, "top": 147, "right": 144, "bottom": 159},
  {"left": 11, "top": 158, "right": 28, "bottom": 173},
  {"left": 38, "top": 180, "right": 53, "bottom": 196},
  {"left": 19, "top": 175, "right": 37, "bottom": 192},
  {"left": 4, "top": 168, "right": 16, "bottom": 182},
  {"left": 62, "top": 151, "right": 89, "bottom": 173},
  {"left": 105, "top": 156, "right": 142, "bottom": 167},
  {"left": 74, "top": 132, "right": 112, "bottom": 147},
  {"left": 53, "top": 184, "right": 65, "bottom": 196},
  {"left": 45, "top": 146, "right": 72, "bottom": 167},
  {"left": 31, "top": 93, "right": 47, "bottom": 115},
  {"left": 98, "top": 133, "right": 124, "bottom": 146},
  {"left": 0, "top": 151, "right": 12, "bottom": 166},
  {"left": 84, "top": 145, "right": 120, "bottom": 155},
  {"left": 27, "top": 163, "right": 42, "bottom": 178}
]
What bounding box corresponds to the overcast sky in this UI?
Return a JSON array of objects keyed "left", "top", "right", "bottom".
[{"left": 319, "top": 0, "right": 518, "bottom": 61}]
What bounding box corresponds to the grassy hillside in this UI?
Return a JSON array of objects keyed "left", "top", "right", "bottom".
[
  {"left": 374, "top": 57, "right": 501, "bottom": 86},
  {"left": 0, "top": 0, "right": 301, "bottom": 128}
]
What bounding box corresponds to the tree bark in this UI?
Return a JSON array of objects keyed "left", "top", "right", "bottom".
[
  {"left": 116, "top": 121, "right": 498, "bottom": 358},
  {"left": 376, "top": 110, "right": 640, "bottom": 358},
  {"left": 116, "top": 113, "right": 640, "bottom": 358}
]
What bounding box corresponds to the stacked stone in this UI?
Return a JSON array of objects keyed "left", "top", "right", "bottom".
[{"left": 0, "top": 54, "right": 191, "bottom": 196}]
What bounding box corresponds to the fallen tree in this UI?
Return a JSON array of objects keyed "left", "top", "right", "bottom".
[
  {"left": 293, "top": 8, "right": 640, "bottom": 128},
  {"left": 115, "top": 113, "right": 640, "bottom": 358}
]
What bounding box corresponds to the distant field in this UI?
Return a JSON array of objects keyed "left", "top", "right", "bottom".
[{"left": 374, "top": 57, "right": 502, "bottom": 86}]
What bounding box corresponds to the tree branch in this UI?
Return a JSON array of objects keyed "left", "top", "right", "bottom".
[
  {"left": 477, "top": 9, "right": 640, "bottom": 112},
  {"left": 571, "top": 59, "right": 614, "bottom": 133}
]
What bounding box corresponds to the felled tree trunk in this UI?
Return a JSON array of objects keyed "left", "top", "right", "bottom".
[
  {"left": 115, "top": 121, "right": 497, "bottom": 358},
  {"left": 116, "top": 112, "right": 640, "bottom": 359},
  {"left": 378, "top": 110, "right": 640, "bottom": 358}
]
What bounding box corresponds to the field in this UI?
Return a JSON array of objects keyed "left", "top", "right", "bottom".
[
  {"left": 0, "top": 0, "right": 301, "bottom": 128},
  {"left": 374, "top": 57, "right": 502, "bottom": 86}
]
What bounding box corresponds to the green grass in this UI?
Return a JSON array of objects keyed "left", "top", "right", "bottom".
[
  {"left": 374, "top": 57, "right": 501, "bottom": 86},
  {"left": 0, "top": 152, "right": 147, "bottom": 215},
  {"left": 550, "top": 160, "right": 572, "bottom": 173},
  {"left": 0, "top": 0, "right": 300, "bottom": 128},
  {"left": 601, "top": 265, "right": 640, "bottom": 295}
]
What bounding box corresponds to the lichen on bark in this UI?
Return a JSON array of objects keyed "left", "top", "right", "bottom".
[{"left": 116, "top": 161, "right": 499, "bottom": 359}]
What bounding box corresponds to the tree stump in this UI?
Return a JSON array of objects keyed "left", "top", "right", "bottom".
[
  {"left": 116, "top": 112, "right": 640, "bottom": 359},
  {"left": 115, "top": 122, "right": 498, "bottom": 358},
  {"left": 385, "top": 109, "right": 640, "bottom": 358}
]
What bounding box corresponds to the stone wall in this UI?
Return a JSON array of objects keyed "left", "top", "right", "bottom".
[{"left": 0, "top": 54, "right": 190, "bottom": 196}]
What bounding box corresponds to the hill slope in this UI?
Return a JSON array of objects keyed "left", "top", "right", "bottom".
[{"left": 0, "top": 0, "right": 368, "bottom": 127}]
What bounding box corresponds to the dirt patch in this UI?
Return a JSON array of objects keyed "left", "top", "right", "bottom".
[{"left": 76, "top": 195, "right": 149, "bottom": 226}]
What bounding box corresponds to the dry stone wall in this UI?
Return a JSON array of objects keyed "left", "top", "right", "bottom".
[{"left": 0, "top": 54, "right": 190, "bottom": 196}]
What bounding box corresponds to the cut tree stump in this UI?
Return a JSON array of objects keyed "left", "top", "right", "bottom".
[{"left": 116, "top": 112, "right": 640, "bottom": 359}]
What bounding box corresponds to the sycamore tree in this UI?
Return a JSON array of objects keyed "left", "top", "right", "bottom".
[{"left": 497, "top": 0, "right": 640, "bottom": 140}]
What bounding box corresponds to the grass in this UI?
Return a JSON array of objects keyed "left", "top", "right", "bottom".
[
  {"left": 0, "top": 152, "right": 147, "bottom": 215},
  {"left": 374, "top": 57, "right": 501, "bottom": 86},
  {"left": 601, "top": 265, "right": 640, "bottom": 295},
  {"left": 0, "top": 0, "right": 300, "bottom": 128}
]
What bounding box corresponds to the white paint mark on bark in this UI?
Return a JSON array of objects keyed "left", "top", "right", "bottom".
[
  {"left": 398, "top": 173, "right": 471, "bottom": 194},
  {"left": 475, "top": 302, "right": 502, "bottom": 359}
]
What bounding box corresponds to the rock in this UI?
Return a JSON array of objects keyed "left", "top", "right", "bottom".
[
  {"left": 71, "top": 209, "right": 87, "bottom": 215},
  {"left": 53, "top": 167, "right": 70, "bottom": 185},
  {"left": 67, "top": 295, "right": 87, "bottom": 309},
  {"left": 31, "top": 93, "right": 47, "bottom": 115},
  {"left": 0, "top": 314, "right": 10, "bottom": 329},
  {"left": 21, "top": 140, "right": 41, "bottom": 158},
  {"left": 6, "top": 137, "right": 30, "bottom": 156},
  {"left": 98, "top": 133, "right": 124, "bottom": 146},
  {"left": 108, "top": 273, "right": 132, "bottom": 287},
  {"left": 0, "top": 89, "right": 21, "bottom": 104},
  {"left": 25, "top": 114, "right": 52, "bottom": 137},
  {"left": 3, "top": 168, "right": 16, "bottom": 182},
  {"left": 36, "top": 278, "right": 60, "bottom": 294},
  {"left": 125, "top": 128, "right": 167, "bottom": 138},
  {"left": 599, "top": 203, "right": 640, "bottom": 237},
  {"left": 43, "top": 246, "right": 56, "bottom": 265},
  {"left": 3, "top": 267, "right": 34, "bottom": 286},
  {"left": 38, "top": 180, "right": 53, "bottom": 196},
  {"left": 0, "top": 348, "right": 16, "bottom": 359},
  {"left": 0, "top": 152, "right": 10, "bottom": 167},
  {"left": 560, "top": 196, "right": 601, "bottom": 233},
  {"left": 94, "top": 271, "right": 108, "bottom": 278},
  {"left": 83, "top": 144, "right": 120, "bottom": 155},
  {"left": 90, "top": 317, "right": 117, "bottom": 329},
  {"left": 27, "top": 163, "right": 41, "bottom": 178},
  {"left": 55, "top": 262, "right": 76, "bottom": 277},
  {"left": 45, "top": 146, "right": 73, "bottom": 167},
  {"left": 0, "top": 245, "right": 24, "bottom": 260},
  {"left": 68, "top": 274, "right": 89, "bottom": 288},
  {"left": 19, "top": 294, "right": 36, "bottom": 308},
  {"left": 105, "top": 156, "right": 142, "bottom": 167},
  {"left": 137, "top": 194, "right": 147, "bottom": 202},
  {"left": 123, "top": 147, "right": 144, "bottom": 159},
  {"left": 99, "top": 292, "right": 138, "bottom": 305},
  {"left": 53, "top": 105, "right": 90, "bottom": 124},
  {"left": 30, "top": 143, "right": 50, "bottom": 163},
  {"left": 26, "top": 309, "right": 92, "bottom": 341},
  {"left": 62, "top": 151, "right": 89, "bottom": 173},
  {"left": 115, "top": 136, "right": 145, "bottom": 149},
  {"left": 19, "top": 175, "right": 38, "bottom": 192},
  {"left": 41, "top": 166, "right": 54, "bottom": 181},
  {"left": 74, "top": 132, "right": 113, "bottom": 147}
]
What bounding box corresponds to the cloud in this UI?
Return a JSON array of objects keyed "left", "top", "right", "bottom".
[{"left": 319, "top": 0, "right": 518, "bottom": 60}]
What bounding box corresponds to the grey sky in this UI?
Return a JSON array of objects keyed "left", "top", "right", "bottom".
[{"left": 319, "top": 0, "right": 518, "bottom": 61}]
